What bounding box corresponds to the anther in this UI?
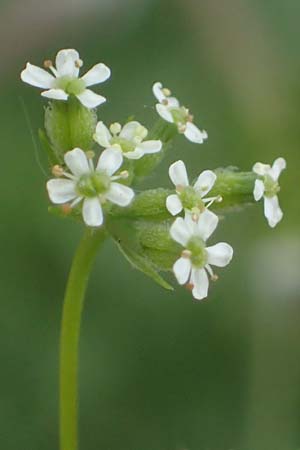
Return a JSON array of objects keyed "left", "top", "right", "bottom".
[
  {"left": 162, "top": 88, "right": 171, "bottom": 96},
  {"left": 162, "top": 99, "right": 169, "bottom": 106},
  {"left": 43, "top": 59, "right": 53, "bottom": 69},
  {"left": 52, "top": 165, "right": 64, "bottom": 177},
  {"left": 61, "top": 204, "right": 72, "bottom": 215},
  {"left": 211, "top": 274, "right": 219, "bottom": 282},
  {"left": 86, "top": 150, "right": 95, "bottom": 160},
  {"left": 119, "top": 170, "right": 129, "bottom": 179},
  {"left": 187, "top": 114, "right": 194, "bottom": 122},
  {"left": 178, "top": 124, "right": 187, "bottom": 133},
  {"left": 181, "top": 249, "right": 192, "bottom": 258},
  {"left": 186, "top": 282, "right": 194, "bottom": 291},
  {"left": 75, "top": 59, "right": 83, "bottom": 68},
  {"left": 176, "top": 184, "right": 185, "bottom": 193},
  {"left": 192, "top": 212, "right": 199, "bottom": 222},
  {"left": 110, "top": 122, "right": 122, "bottom": 135}
]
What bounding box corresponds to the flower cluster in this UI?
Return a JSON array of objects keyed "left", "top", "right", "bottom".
[{"left": 21, "top": 48, "right": 287, "bottom": 302}]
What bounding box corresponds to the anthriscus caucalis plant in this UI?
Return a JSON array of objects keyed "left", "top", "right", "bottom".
[{"left": 21, "top": 48, "right": 287, "bottom": 450}]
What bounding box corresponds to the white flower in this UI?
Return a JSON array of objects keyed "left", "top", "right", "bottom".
[
  {"left": 152, "top": 82, "right": 208, "bottom": 144},
  {"left": 21, "top": 48, "right": 111, "bottom": 109},
  {"left": 170, "top": 211, "right": 233, "bottom": 300},
  {"left": 94, "top": 121, "right": 162, "bottom": 160},
  {"left": 166, "top": 160, "right": 218, "bottom": 217},
  {"left": 253, "top": 157, "right": 286, "bottom": 228},
  {"left": 47, "top": 147, "right": 134, "bottom": 227}
]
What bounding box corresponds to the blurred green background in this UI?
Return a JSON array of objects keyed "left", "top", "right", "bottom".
[{"left": 1, "top": 0, "right": 300, "bottom": 449}]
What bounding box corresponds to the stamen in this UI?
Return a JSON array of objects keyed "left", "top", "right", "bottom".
[
  {"left": 162, "top": 99, "right": 169, "bottom": 106},
  {"left": 192, "top": 212, "right": 199, "bottom": 222},
  {"left": 203, "top": 195, "right": 223, "bottom": 208},
  {"left": 178, "top": 123, "right": 187, "bottom": 133},
  {"left": 187, "top": 114, "right": 194, "bottom": 122},
  {"left": 52, "top": 165, "right": 64, "bottom": 177},
  {"left": 162, "top": 88, "right": 171, "bottom": 96},
  {"left": 110, "top": 122, "right": 122, "bottom": 135},
  {"left": 86, "top": 150, "right": 95, "bottom": 170},
  {"left": 119, "top": 170, "right": 129, "bottom": 179},
  {"left": 61, "top": 204, "right": 72, "bottom": 214},
  {"left": 75, "top": 59, "right": 83, "bottom": 68},
  {"left": 186, "top": 282, "right": 194, "bottom": 292},
  {"left": 70, "top": 197, "right": 82, "bottom": 208},
  {"left": 206, "top": 264, "right": 219, "bottom": 281},
  {"left": 43, "top": 59, "right": 53, "bottom": 69},
  {"left": 181, "top": 249, "right": 192, "bottom": 258}
]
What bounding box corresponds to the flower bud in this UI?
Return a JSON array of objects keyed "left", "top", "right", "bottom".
[{"left": 44, "top": 97, "right": 97, "bottom": 159}]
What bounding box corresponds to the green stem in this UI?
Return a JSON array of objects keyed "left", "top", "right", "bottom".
[{"left": 60, "top": 227, "right": 106, "bottom": 450}]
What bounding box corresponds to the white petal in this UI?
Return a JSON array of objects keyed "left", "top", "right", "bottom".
[
  {"left": 81, "top": 63, "right": 111, "bottom": 87},
  {"left": 264, "top": 195, "right": 283, "bottom": 228},
  {"left": 170, "top": 217, "right": 191, "bottom": 247},
  {"left": 196, "top": 209, "right": 219, "bottom": 241},
  {"left": 41, "top": 88, "right": 68, "bottom": 100},
  {"left": 191, "top": 268, "right": 209, "bottom": 300},
  {"left": 270, "top": 157, "right": 286, "bottom": 181},
  {"left": 166, "top": 194, "right": 183, "bottom": 216},
  {"left": 55, "top": 49, "right": 80, "bottom": 78},
  {"left": 167, "top": 96, "right": 180, "bottom": 107},
  {"left": 21, "top": 63, "right": 55, "bottom": 89},
  {"left": 194, "top": 170, "right": 216, "bottom": 197},
  {"left": 94, "top": 121, "right": 112, "bottom": 147},
  {"left": 123, "top": 148, "right": 144, "bottom": 160},
  {"left": 76, "top": 89, "right": 106, "bottom": 109},
  {"left": 156, "top": 104, "right": 174, "bottom": 123},
  {"left": 96, "top": 147, "right": 123, "bottom": 176},
  {"left": 82, "top": 197, "right": 103, "bottom": 227},
  {"left": 135, "top": 140, "right": 162, "bottom": 155},
  {"left": 64, "top": 148, "right": 90, "bottom": 176},
  {"left": 184, "top": 122, "right": 207, "bottom": 144},
  {"left": 173, "top": 257, "right": 191, "bottom": 285},
  {"left": 252, "top": 162, "right": 271, "bottom": 176},
  {"left": 253, "top": 179, "right": 265, "bottom": 201},
  {"left": 206, "top": 243, "right": 233, "bottom": 267},
  {"left": 119, "top": 121, "right": 142, "bottom": 141},
  {"left": 169, "top": 160, "right": 189, "bottom": 187},
  {"left": 47, "top": 179, "right": 77, "bottom": 204},
  {"left": 152, "top": 82, "right": 166, "bottom": 102},
  {"left": 106, "top": 183, "right": 134, "bottom": 206}
]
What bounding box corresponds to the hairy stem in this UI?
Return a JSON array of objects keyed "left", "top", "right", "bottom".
[{"left": 60, "top": 227, "right": 106, "bottom": 450}]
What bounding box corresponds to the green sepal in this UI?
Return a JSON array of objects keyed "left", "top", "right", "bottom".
[
  {"left": 44, "top": 97, "right": 97, "bottom": 158},
  {"left": 107, "top": 217, "right": 174, "bottom": 291}
]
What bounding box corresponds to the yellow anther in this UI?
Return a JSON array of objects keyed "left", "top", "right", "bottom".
[
  {"left": 162, "top": 88, "right": 171, "bottom": 96},
  {"left": 86, "top": 150, "right": 95, "bottom": 159},
  {"left": 43, "top": 59, "right": 53, "bottom": 69},
  {"left": 52, "top": 165, "right": 64, "bottom": 177},
  {"left": 75, "top": 59, "right": 83, "bottom": 68},
  {"left": 181, "top": 249, "right": 192, "bottom": 259}
]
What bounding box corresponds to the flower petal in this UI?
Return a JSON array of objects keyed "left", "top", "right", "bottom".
[
  {"left": 123, "top": 148, "right": 144, "bottom": 159},
  {"left": 194, "top": 170, "right": 216, "bottom": 197},
  {"left": 253, "top": 179, "right": 265, "bottom": 201},
  {"left": 156, "top": 104, "right": 174, "bottom": 123},
  {"left": 21, "top": 63, "right": 55, "bottom": 89},
  {"left": 169, "top": 160, "right": 189, "bottom": 187},
  {"left": 82, "top": 197, "right": 103, "bottom": 227},
  {"left": 76, "top": 89, "right": 106, "bottom": 109},
  {"left": 252, "top": 162, "right": 271, "bottom": 176},
  {"left": 41, "top": 88, "right": 68, "bottom": 100},
  {"left": 264, "top": 195, "right": 283, "bottom": 228},
  {"left": 96, "top": 147, "right": 123, "bottom": 176},
  {"left": 191, "top": 268, "right": 209, "bottom": 300},
  {"left": 184, "top": 122, "right": 208, "bottom": 144},
  {"left": 94, "top": 121, "right": 112, "bottom": 147},
  {"left": 119, "top": 121, "right": 142, "bottom": 141},
  {"left": 166, "top": 194, "right": 183, "bottom": 216},
  {"left": 173, "top": 257, "right": 191, "bottom": 285},
  {"left": 81, "top": 63, "right": 111, "bottom": 87},
  {"left": 106, "top": 182, "right": 134, "bottom": 206},
  {"left": 135, "top": 140, "right": 162, "bottom": 155},
  {"left": 46, "top": 179, "right": 77, "bottom": 204},
  {"left": 64, "top": 148, "right": 90, "bottom": 176},
  {"left": 196, "top": 209, "right": 219, "bottom": 241},
  {"left": 55, "top": 49, "right": 80, "bottom": 78},
  {"left": 206, "top": 243, "right": 233, "bottom": 267},
  {"left": 270, "top": 157, "right": 286, "bottom": 181},
  {"left": 170, "top": 217, "right": 191, "bottom": 247},
  {"left": 167, "top": 96, "right": 180, "bottom": 107},
  {"left": 152, "top": 82, "right": 166, "bottom": 102}
]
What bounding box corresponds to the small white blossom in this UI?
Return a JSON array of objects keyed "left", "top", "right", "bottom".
[
  {"left": 21, "top": 49, "right": 111, "bottom": 109},
  {"left": 253, "top": 157, "right": 286, "bottom": 228},
  {"left": 166, "top": 160, "right": 219, "bottom": 217},
  {"left": 94, "top": 121, "right": 162, "bottom": 159},
  {"left": 152, "top": 82, "right": 208, "bottom": 144},
  {"left": 170, "top": 211, "right": 233, "bottom": 300},
  {"left": 47, "top": 147, "right": 134, "bottom": 227}
]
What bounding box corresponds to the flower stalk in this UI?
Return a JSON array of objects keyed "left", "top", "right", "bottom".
[{"left": 60, "top": 227, "right": 106, "bottom": 450}]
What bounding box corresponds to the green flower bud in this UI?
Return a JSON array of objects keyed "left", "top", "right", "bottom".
[{"left": 44, "top": 97, "right": 97, "bottom": 160}]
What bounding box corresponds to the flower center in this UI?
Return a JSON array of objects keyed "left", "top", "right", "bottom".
[
  {"left": 179, "top": 186, "right": 205, "bottom": 212},
  {"left": 76, "top": 172, "right": 110, "bottom": 197},
  {"left": 110, "top": 137, "right": 136, "bottom": 153},
  {"left": 264, "top": 174, "right": 280, "bottom": 198},
  {"left": 55, "top": 76, "right": 86, "bottom": 95},
  {"left": 171, "top": 107, "right": 188, "bottom": 125},
  {"left": 186, "top": 237, "right": 207, "bottom": 268}
]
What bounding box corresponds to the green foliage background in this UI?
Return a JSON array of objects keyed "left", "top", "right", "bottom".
[{"left": 0, "top": 0, "right": 299, "bottom": 449}]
